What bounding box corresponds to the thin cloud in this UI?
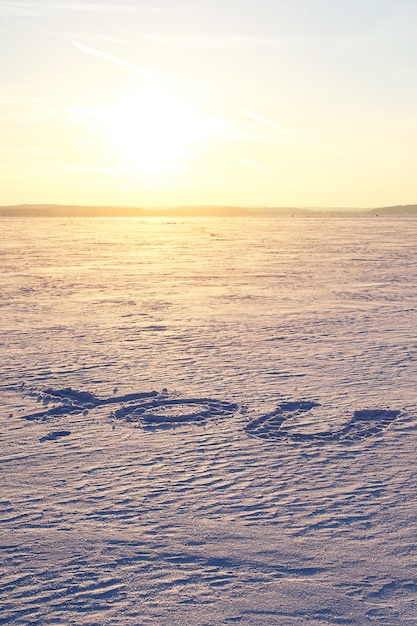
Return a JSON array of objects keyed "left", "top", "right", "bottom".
[
  {"left": 69, "top": 39, "right": 173, "bottom": 83},
  {"left": 242, "top": 109, "right": 313, "bottom": 142},
  {"left": 63, "top": 165, "right": 117, "bottom": 173},
  {"left": 142, "top": 32, "right": 278, "bottom": 51},
  {"left": 0, "top": 2, "right": 182, "bottom": 18},
  {"left": 0, "top": 94, "right": 67, "bottom": 106},
  {"left": 0, "top": 2, "right": 160, "bottom": 12},
  {"left": 67, "top": 33, "right": 128, "bottom": 46},
  {"left": 0, "top": 94, "right": 88, "bottom": 125},
  {"left": 10, "top": 148, "right": 65, "bottom": 157},
  {"left": 241, "top": 159, "right": 270, "bottom": 170}
]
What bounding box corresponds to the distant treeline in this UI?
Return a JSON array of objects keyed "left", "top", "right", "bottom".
[{"left": 1, "top": 204, "right": 417, "bottom": 217}]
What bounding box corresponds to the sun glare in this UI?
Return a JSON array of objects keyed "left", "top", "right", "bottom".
[{"left": 96, "top": 87, "right": 221, "bottom": 177}]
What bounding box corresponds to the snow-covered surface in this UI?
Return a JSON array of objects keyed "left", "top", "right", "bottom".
[{"left": 1, "top": 216, "right": 417, "bottom": 625}]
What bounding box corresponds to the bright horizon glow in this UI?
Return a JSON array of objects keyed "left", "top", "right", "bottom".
[{"left": 1, "top": 1, "right": 417, "bottom": 207}]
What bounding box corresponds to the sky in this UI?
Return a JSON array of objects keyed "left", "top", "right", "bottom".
[{"left": 1, "top": 0, "right": 417, "bottom": 208}]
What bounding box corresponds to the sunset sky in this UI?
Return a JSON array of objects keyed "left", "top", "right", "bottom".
[{"left": 1, "top": 0, "right": 417, "bottom": 208}]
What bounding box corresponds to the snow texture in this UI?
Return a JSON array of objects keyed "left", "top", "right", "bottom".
[{"left": 1, "top": 216, "right": 417, "bottom": 625}]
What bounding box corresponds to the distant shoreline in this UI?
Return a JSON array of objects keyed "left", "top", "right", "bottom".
[{"left": 1, "top": 204, "right": 417, "bottom": 217}]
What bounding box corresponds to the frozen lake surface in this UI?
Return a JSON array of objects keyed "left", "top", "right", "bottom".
[{"left": 1, "top": 216, "right": 417, "bottom": 624}]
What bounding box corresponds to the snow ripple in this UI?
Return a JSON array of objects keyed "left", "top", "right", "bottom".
[{"left": 39, "top": 430, "right": 71, "bottom": 443}]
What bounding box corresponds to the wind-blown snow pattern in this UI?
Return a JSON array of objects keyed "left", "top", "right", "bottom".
[{"left": 1, "top": 216, "right": 417, "bottom": 624}]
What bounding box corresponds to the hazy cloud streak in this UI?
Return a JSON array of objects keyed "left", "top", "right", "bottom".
[
  {"left": 69, "top": 39, "right": 173, "bottom": 83},
  {"left": 241, "top": 159, "right": 270, "bottom": 169},
  {"left": 0, "top": 1, "right": 163, "bottom": 12},
  {"left": 242, "top": 109, "right": 313, "bottom": 142},
  {"left": 142, "top": 32, "right": 279, "bottom": 51}
]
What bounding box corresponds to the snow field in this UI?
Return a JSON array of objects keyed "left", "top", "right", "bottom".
[{"left": 1, "top": 216, "right": 417, "bottom": 624}]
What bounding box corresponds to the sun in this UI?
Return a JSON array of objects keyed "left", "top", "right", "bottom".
[{"left": 96, "top": 86, "right": 221, "bottom": 177}]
